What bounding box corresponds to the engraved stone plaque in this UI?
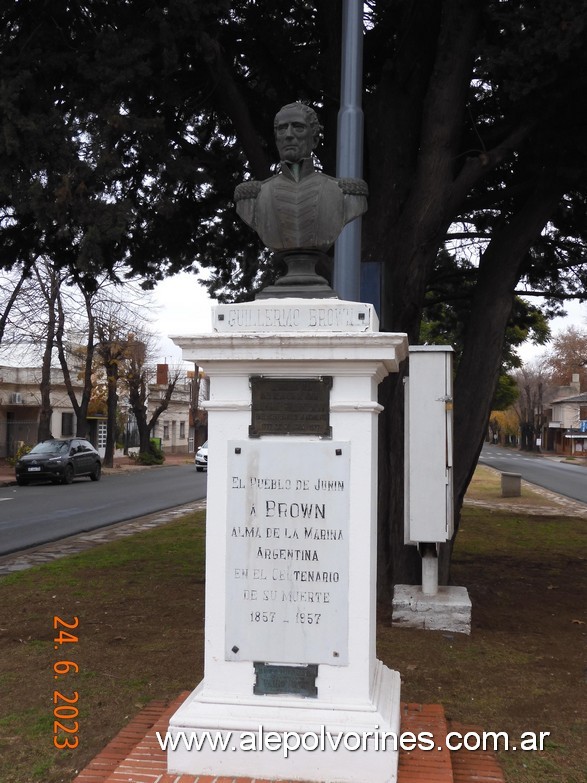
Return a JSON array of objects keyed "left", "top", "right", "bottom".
[
  {"left": 214, "top": 301, "right": 375, "bottom": 332},
  {"left": 253, "top": 663, "right": 318, "bottom": 698},
  {"left": 250, "top": 376, "right": 331, "bottom": 437},
  {"left": 226, "top": 440, "right": 349, "bottom": 665}
]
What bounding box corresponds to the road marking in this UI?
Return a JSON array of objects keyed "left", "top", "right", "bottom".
[{"left": 0, "top": 498, "right": 13, "bottom": 502}]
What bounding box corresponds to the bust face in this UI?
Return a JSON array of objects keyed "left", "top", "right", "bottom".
[{"left": 274, "top": 106, "right": 316, "bottom": 163}]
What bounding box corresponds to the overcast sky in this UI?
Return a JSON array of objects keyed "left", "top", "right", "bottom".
[
  {"left": 151, "top": 271, "right": 587, "bottom": 367},
  {"left": 151, "top": 271, "right": 213, "bottom": 365}
]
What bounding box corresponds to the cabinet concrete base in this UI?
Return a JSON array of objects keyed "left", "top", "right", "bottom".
[
  {"left": 167, "top": 660, "right": 400, "bottom": 783},
  {"left": 392, "top": 585, "right": 472, "bottom": 635}
]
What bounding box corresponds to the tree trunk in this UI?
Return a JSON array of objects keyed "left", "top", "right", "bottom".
[
  {"left": 38, "top": 280, "right": 57, "bottom": 443},
  {"left": 38, "top": 354, "right": 54, "bottom": 442},
  {"left": 55, "top": 287, "right": 96, "bottom": 439},
  {"left": 75, "top": 390, "right": 92, "bottom": 438},
  {"left": 442, "top": 182, "right": 564, "bottom": 583},
  {"left": 371, "top": 130, "right": 562, "bottom": 591},
  {"left": 377, "top": 367, "right": 421, "bottom": 598},
  {"left": 103, "top": 362, "right": 118, "bottom": 468},
  {"left": 133, "top": 399, "right": 151, "bottom": 453},
  {"left": 520, "top": 423, "right": 536, "bottom": 452},
  {"left": 76, "top": 292, "right": 96, "bottom": 437},
  {"left": 368, "top": 1, "right": 485, "bottom": 591},
  {"left": 127, "top": 370, "right": 154, "bottom": 454}
]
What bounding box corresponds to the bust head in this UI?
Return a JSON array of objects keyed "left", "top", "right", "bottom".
[{"left": 274, "top": 102, "right": 322, "bottom": 163}]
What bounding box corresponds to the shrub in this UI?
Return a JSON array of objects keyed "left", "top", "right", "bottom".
[
  {"left": 136, "top": 443, "right": 165, "bottom": 465},
  {"left": 7, "top": 443, "right": 31, "bottom": 467}
]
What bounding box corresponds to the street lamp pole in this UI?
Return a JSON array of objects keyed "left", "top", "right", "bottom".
[{"left": 333, "top": 0, "right": 364, "bottom": 302}]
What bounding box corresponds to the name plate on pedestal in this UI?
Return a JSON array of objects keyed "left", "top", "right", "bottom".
[
  {"left": 253, "top": 663, "right": 318, "bottom": 698},
  {"left": 250, "top": 376, "right": 331, "bottom": 437},
  {"left": 226, "top": 440, "right": 349, "bottom": 666},
  {"left": 214, "top": 301, "right": 375, "bottom": 332}
]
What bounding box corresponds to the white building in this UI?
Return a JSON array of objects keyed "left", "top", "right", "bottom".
[
  {"left": 149, "top": 365, "right": 208, "bottom": 455},
  {"left": 0, "top": 364, "right": 96, "bottom": 458},
  {"left": 547, "top": 388, "right": 587, "bottom": 455}
]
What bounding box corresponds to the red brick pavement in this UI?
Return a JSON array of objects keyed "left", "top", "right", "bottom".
[{"left": 73, "top": 693, "right": 505, "bottom": 783}]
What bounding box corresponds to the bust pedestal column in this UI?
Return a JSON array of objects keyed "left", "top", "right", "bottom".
[{"left": 169, "top": 299, "right": 407, "bottom": 783}]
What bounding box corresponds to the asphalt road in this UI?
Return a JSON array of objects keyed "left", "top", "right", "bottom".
[
  {"left": 479, "top": 444, "right": 587, "bottom": 504},
  {"left": 0, "top": 465, "right": 207, "bottom": 556}
]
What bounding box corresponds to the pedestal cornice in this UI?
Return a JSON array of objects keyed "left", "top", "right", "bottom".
[{"left": 173, "top": 332, "right": 408, "bottom": 374}]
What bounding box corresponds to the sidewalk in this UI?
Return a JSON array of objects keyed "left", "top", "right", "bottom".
[
  {"left": 0, "top": 451, "right": 194, "bottom": 486},
  {"left": 73, "top": 693, "right": 506, "bottom": 783},
  {"left": 529, "top": 449, "right": 587, "bottom": 466}
]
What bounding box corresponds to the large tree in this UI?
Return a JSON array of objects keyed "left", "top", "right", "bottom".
[
  {"left": 3, "top": 0, "right": 587, "bottom": 590},
  {"left": 540, "top": 326, "right": 587, "bottom": 388}
]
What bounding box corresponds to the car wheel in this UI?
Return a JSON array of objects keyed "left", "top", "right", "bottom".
[
  {"left": 62, "top": 464, "right": 75, "bottom": 485},
  {"left": 16, "top": 476, "right": 28, "bottom": 486},
  {"left": 90, "top": 463, "right": 101, "bottom": 481},
  {"left": 196, "top": 466, "right": 204, "bottom": 472}
]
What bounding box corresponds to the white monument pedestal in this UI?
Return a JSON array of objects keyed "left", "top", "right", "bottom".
[{"left": 169, "top": 299, "right": 408, "bottom": 783}]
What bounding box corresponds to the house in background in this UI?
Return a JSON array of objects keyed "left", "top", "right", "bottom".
[
  {"left": 543, "top": 373, "right": 587, "bottom": 454},
  {"left": 149, "top": 363, "right": 190, "bottom": 455},
  {"left": 0, "top": 364, "right": 96, "bottom": 458},
  {"left": 148, "top": 364, "right": 208, "bottom": 455},
  {"left": 188, "top": 368, "right": 209, "bottom": 452}
]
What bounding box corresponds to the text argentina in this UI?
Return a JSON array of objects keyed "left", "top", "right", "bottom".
[{"left": 257, "top": 547, "right": 319, "bottom": 561}]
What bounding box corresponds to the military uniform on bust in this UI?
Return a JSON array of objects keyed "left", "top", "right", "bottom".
[{"left": 234, "top": 102, "right": 368, "bottom": 299}]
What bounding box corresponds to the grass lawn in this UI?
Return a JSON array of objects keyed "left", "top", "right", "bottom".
[{"left": 0, "top": 466, "right": 585, "bottom": 783}]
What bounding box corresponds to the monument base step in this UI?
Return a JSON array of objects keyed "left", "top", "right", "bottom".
[
  {"left": 392, "top": 584, "right": 472, "bottom": 635},
  {"left": 166, "top": 662, "right": 400, "bottom": 782},
  {"left": 73, "top": 693, "right": 505, "bottom": 783}
]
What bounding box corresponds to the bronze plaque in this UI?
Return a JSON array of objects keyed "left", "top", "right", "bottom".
[
  {"left": 254, "top": 662, "right": 318, "bottom": 697},
  {"left": 250, "top": 376, "right": 332, "bottom": 437}
]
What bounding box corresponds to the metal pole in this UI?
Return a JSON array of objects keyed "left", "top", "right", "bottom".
[{"left": 333, "top": 0, "right": 364, "bottom": 301}]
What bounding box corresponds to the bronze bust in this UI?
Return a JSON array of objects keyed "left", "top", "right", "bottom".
[{"left": 234, "top": 103, "right": 368, "bottom": 298}]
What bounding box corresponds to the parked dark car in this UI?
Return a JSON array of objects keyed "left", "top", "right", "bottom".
[{"left": 15, "top": 438, "right": 102, "bottom": 486}]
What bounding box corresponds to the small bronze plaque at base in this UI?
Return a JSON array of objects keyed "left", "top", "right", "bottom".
[
  {"left": 253, "top": 662, "right": 318, "bottom": 697},
  {"left": 250, "top": 376, "right": 332, "bottom": 437}
]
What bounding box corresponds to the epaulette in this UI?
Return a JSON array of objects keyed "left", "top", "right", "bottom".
[
  {"left": 234, "top": 181, "right": 262, "bottom": 200},
  {"left": 337, "top": 178, "right": 369, "bottom": 196}
]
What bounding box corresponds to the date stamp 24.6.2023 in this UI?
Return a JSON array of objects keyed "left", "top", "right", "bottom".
[{"left": 52, "top": 616, "right": 79, "bottom": 750}]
